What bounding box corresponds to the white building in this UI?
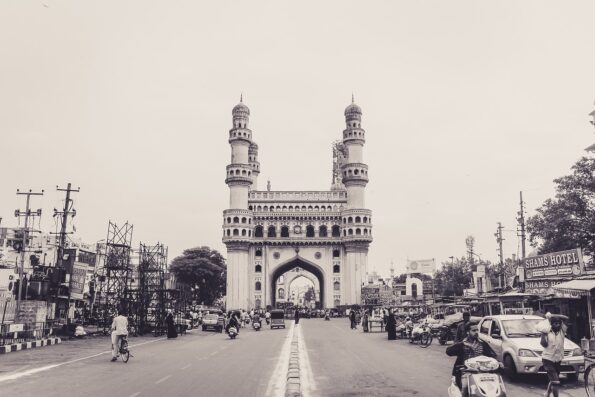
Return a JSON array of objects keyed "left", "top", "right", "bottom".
[{"left": 223, "top": 98, "right": 373, "bottom": 310}]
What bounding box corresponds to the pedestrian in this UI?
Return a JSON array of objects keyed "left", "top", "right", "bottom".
[
  {"left": 165, "top": 310, "right": 178, "bottom": 339},
  {"left": 110, "top": 307, "right": 128, "bottom": 361},
  {"left": 455, "top": 311, "right": 470, "bottom": 342},
  {"left": 349, "top": 308, "right": 357, "bottom": 329},
  {"left": 541, "top": 315, "right": 567, "bottom": 397},
  {"left": 294, "top": 307, "right": 300, "bottom": 325},
  {"left": 387, "top": 309, "right": 397, "bottom": 340},
  {"left": 362, "top": 310, "right": 369, "bottom": 333}
]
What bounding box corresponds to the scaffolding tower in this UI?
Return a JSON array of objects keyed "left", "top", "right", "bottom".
[
  {"left": 137, "top": 242, "right": 168, "bottom": 335},
  {"left": 95, "top": 221, "right": 134, "bottom": 332}
]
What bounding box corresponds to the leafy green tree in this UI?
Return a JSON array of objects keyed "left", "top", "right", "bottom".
[
  {"left": 169, "top": 246, "right": 227, "bottom": 305},
  {"left": 433, "top": 257, "right": 474, "bottom": 296},
  {"left": 527, "top": 157, "right": 595, "bottom": 262}
]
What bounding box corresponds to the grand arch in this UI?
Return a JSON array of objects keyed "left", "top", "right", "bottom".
[
  {"left": 282, "top": 271, "right": 321, "bottom": 306},
  {"left": 270, "top": 256, "right": 325, "bottom": 308}
]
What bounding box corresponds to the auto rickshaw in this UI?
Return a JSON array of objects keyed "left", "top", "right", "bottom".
[{"left": 270, "top": 309, "right": 286, "bottom": 329}]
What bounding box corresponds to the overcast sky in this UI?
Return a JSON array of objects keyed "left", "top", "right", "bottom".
[{"left": 1, "top": 1, "right": 594, "bottom": 277}]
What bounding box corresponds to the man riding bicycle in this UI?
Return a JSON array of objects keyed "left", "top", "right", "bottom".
[{"left": 111, "top": 307, "right": 129, "bottom": 362}]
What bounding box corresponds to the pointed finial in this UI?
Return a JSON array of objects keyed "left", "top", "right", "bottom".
[
  {"left": 267, "top": 179, "right": 271, "bottom": 191},
  {"left": 240, "top": 93, "right": 243, "bottom": 103},
  {"left": 351, "top": 93, "right": 354, "bottom": 103}
]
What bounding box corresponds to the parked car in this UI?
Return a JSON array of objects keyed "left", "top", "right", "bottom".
[
  {"left": 477, "top": 315, "right": 585, "bottom": 381},
  {"left": 202, "top": 313, "right": 223, "bottom": 333}
]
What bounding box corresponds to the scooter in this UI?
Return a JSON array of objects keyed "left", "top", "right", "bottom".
[
  {"left": 253, "top": 321, "right": 261, "bottom": 331},
  {"left": 448, "top": 356, "right": 506, "bottom": 397},
  {"left": 228, "top": 326, "right": 238, "bottom": 339}
]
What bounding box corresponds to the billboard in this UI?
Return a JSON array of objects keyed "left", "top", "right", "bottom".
[
  {"left": 406, "top": 259, "right": 436, "bottom": 274},
  {"left": 69, "top": 262, "right": 88, "bottom": 300},
  {"left": 523, "top": 249, "right": 584, "bottom": 280}
]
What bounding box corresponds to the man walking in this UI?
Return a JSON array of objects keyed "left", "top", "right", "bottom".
[
  {"left": 541, "top": 315, "right": 566, "bottom": 397},
  {"left": 110, "top": 307, "right": 128, "bottom": 362}
]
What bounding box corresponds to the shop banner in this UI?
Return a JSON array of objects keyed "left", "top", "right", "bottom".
[
  {"left": 524, "top": 279, "right": 582, "bottom": 298},
  {"left": 523, "top": 249, "right": 584, "bottom": 280},
  {"left": 69, "top": 262, "right": 87, "bottom": 300}
]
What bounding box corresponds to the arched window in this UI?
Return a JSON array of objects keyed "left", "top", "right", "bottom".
[
  {"left": 268, "top": 226, "right": 276, "bottom": 238},
  {"left": 333, "top": 264, "right": 340, "bottom": 273},
  {"left": 319, "top": 225, "right": 328, "bottom": 237},
  {"left": 348, "top": 217, "right": 353, "bottom": 223},
  {"left": 255, "top": 281, "right": 261, "bottom": 291},
  {"left": 257, "top": 205, "right": 262, "bottom": 211},
  {"left": 241, "top": 229, "right": 247, "bottom": 236},
  {"left": 241, "top": 217, "right": 247, "bottom": 223},
  {"left": 233, "top": 216, "right": 239, "bottom": 223},
  {"left": 301, "top": 206, "right": 306, "bottom": 211},
  {"left": 411, "top": 283, "right": 418, "bottom": 298},
  {"left": 255, "top": 249, "right": 262, "bottom": 257},
  {"left": 278, "top": 288, "right": 285, "bottom": 299},
  {"left": 289, "top": 206, "right": 294, "bottom": 211},
  {"left": 227, "top": 217, "right": 231, "bottom": 223},
  {"left": 255, "top": 226, "right": 263, "bottom": 238},
  {"left": 281, "top": 226, "right": 289, "bottom": 238},
  {"left": 332, "top": 225, "right": 341, "bottom": 237},
  {"left": 334, "top": 281, "right": 340, "bottom": 291},
  {"left": 334, "top": 299, "right": 341, "bottom": 307},
  {"left": 307, "top": 206, "right": 313, "bottom": 211},
  {"left": 333, "top": 249, "right": 340, "bottom": 258},
  {"left": 355, "top": 216, "right": 361, "bottom": 223},
  {"left": 348, "top": 229, "right": 353, "bottom": 235},
  {"left": 356, "top": 228, "right": 361, "bottom": 235},
  {"left": 363, "top": 216, "right": 368, "bottom": 223},
  {"left": 306, "top": 225, "right": 315, "bottom": 238},
  {"left": 255, "top": 264, "right": 262, "bottom": 272},
  {"left": 226, "top": 229, "right": 231, "bottom": 236},
  {"left": 263, "top": 206, "right": 268, "bottom": 211},
  {"left": 233, "top": 229, "right": 239, "bottom": 236},
  {"left": 343, "top": 230, "right": 347, "bottom": 236},
  {"left": 363, "top": 229, "right": 368, "bottom": 235}
]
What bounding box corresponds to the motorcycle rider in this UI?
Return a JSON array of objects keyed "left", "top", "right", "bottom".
[
  {"left": 253, "top": 313, "right": 262, "bottom": 329},
  {"left": 225, "top": 311, "right": 241, "bottom": 335},
  {"left": 446, "top": 322, "right": 497, "bottom": 393},
  {"left": 265, "top": 310, "right": 271, "bottom": 325}
]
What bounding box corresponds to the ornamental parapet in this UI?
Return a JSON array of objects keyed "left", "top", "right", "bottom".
[
  {"left": 249, "top": 190, "right": 348, "bottom": 202},
  {"left": 343, "top": 240, "right": 371, "bottom": 253},
  {"left": 342, "top": 234, "right": 373, "bottom": 244},
  {"left": 223, "top": 239, "right": 250, "bottom": 251},
  {"left": 341, "top": 163, "right": 369, "bottom": 185},
  {"left": 342, "top": 128, "right": 365, "bottom": 144},
  {"left": 225, "top": 163, "right": 254, "bottom": 185}
]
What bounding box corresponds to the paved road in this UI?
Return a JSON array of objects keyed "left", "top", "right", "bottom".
[{"left": 0, "top": 319, "right": 589, "bottom": 396}]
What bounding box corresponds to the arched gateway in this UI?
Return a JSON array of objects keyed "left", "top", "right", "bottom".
[
  {"left": 271, "top": 257, "right": 324, "bottom": 307},
  {"left": 222, "top": 97, "right": 373, "bottom": 310}
]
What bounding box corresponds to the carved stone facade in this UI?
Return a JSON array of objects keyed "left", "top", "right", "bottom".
[{"left": 223, "top": 98, "right": 372, "bottom": 310}]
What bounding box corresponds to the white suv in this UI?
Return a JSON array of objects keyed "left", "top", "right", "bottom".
[{"left": 478, "top": 315, "right": 584, "bottom": 381}]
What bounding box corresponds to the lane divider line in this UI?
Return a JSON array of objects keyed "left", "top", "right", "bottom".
[
  {"left": 0, "top": 336, "right": 167, "bottom": 384},
  {"left": 128, "top": 392, "right": 141, "bottom": 397},
  {"left": 155, "top": 375, "right": 171, "bottom": 385},
  {"left": 296, "top": 325, "right": 315, "bottom": 397},
  {"left": 286, "top": 323, "right": 302, "bottom": 397},
  {"left": 181, "top": 364, "right": 191, "bottom": 370}
]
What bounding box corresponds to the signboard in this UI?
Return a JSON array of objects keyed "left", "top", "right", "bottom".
[
  {"left": 69, "top": 262, "right": 88, "bottom": 300},
  {"left": 524, "top": 249, "right": 584, "bottom": 280},
  {"left": 16, "top": 300, "right": 47, "bottom": 328},
  {"left": 406, "top": 259, "right": 436, "bottom": 274},
  {"left": 524, "top": 279, "right": 581, "bottom": 298}
]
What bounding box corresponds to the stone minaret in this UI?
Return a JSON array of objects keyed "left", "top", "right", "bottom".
[
  {"left": 340, "top": 96, "right": 373, "bottom": 304},
  {"left": 223, "top": 96, "right": 254, "bottom": 310}
]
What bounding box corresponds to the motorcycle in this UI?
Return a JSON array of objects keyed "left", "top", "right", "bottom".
[
  {"left": 438, "top": 324, "right": 455, "bottom": 345},
  {"left": 265, "top": 317, "right": 270, "bottom": 325},
  {"left": 228, "top": 326, "right": 238, "bottom": 339},
  {"left": 253, "top": 320, "right": 261, "bottom": 331},
  {"left": 448, "top": 356, "right": 506, "bottom": 397}
]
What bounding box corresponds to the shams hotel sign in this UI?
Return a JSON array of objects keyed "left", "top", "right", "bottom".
[{"left": 524, "top": 248, "right": 585, "bottom": 295}]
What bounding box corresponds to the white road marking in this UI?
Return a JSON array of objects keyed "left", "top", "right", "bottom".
[
  {"left": 296, "top": 324, "right": 316, "bottom": 396},
  {"left": 128, "top": 392, "right": 141, "bottom": 397},
  {"left": 265, "top": 323, "right": 294, "bottom": 397},
  {"left": 0, "top": 337, "right": 167, "bottom": 383},
  {"left": 155, "top": 375, "right": 171, "bottom": 384},
  {"left": 181, "top": 363, "right": 191, "bottom": 370}
]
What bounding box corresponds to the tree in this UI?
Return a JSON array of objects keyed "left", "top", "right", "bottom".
[
  {"left": 527, "top": 157, "right": 595, "bottom": 262},
  {"left": 169, "top": 246, "right": 227, "bottom": 305},
  {"left": 433, "top": 257, "right": 474, "bottom": 296}
]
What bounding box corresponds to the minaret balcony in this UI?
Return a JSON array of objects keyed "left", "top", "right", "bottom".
[
  {"left": 229, "top": 128, "right": 252, "bottom": 143},
  {"left": 343, "top": 128, "right": 365, "bottom": 144},
  {"left": 341, "top": 163, "right": 369, "bottom": 184},
  {"left": 226, "top": 164, "right": 254, "bottom": 185}
]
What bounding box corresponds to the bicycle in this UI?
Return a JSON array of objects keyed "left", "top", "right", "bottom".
[
  {"left": 409, "top": 323, "right": 433, "bottom": 348},
  {"left": 118, "top": 336, "right": 132, "bottom": 363},
  {"left": 585, "top": 355, "right": 595, "bottom": 397}
]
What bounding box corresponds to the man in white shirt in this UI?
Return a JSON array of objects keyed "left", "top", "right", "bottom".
[
  {"left": 541, "top": 315, "right": 566, "bottom": 397},
  {"left": 111, "top": 308, "right": 129, "bottom": 362}
]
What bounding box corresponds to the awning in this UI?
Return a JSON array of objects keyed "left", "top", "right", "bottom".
[{"left": 553, "top": 279, "right": 595, "bottom": 296}]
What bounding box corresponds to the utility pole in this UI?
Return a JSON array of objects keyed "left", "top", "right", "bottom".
[
  {"left": 517, "top": 191, "right": 527, "bottom": 260},
  {"left": 14, "top": 189, "right": 44, "bottom": 314},
  {"left": 53, "top": 183, "right": 79, "bottom": 324},
  {"left": 495, "top": 222, "right": 505, "bottom": 288}
]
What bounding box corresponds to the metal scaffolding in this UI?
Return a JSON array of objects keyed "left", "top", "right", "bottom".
[
  {"left": 137, "top": 242, "right": 168, "bottom": 335},
  {"left": 95, "top": 221, "right": 134, "bottom": 332}
]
